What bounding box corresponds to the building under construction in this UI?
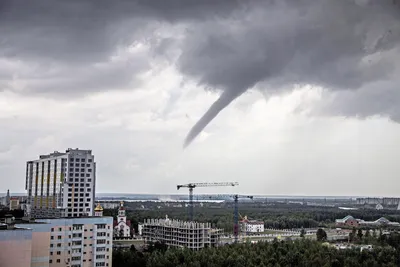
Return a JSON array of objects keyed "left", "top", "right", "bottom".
[{"left": 140, "top": 216, "right": 223, "bottom": 250}]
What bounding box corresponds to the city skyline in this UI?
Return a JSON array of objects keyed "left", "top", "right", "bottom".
[{"left": 1, "top": 0, "right": 400, "bottom": 196}]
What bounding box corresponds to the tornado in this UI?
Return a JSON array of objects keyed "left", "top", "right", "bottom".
[{"left": 183, "top": 89, "right": 244, "bottom": 148}]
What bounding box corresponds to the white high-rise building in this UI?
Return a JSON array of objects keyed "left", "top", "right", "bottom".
[{"left": 26, "top": 148, "right": 96, "bottom": 218}]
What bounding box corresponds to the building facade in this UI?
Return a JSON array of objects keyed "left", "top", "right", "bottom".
[
  {"left": 0, "top": 224, "right": 32, "bottom": 267},
  {"left": 16, "top": 216, "right": 113, "bottom": 267},
  {"left": 140, "top": 216, "right": 222, "bottom": 250},
  {"left": 26, "top": 148, "right": 96, "bottom": 218},
  {"left": 113, "top": 202, "right": 131, "bottom": 238},
  {"left": 9, "top": 196, "right": 20, "bottom": 210},
  {"left": 240, "top": 216, "right": 264, "bottom": 233}
]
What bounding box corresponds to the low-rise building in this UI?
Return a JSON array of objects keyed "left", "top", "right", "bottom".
[
  {"left": 140, "top": 216, "right": 222, "bottom": 250},
  {"left": 335, "top": 215, "right": 400, "bottom": 228},
  {"left": 9, "top": 197, "right": 20, "bottom": 210},
  {"left": 240, "top": 216, "right": 264, "bottom": 233},
  {"left": 335, "top": 215, "right": 359, "bottom": 227}
]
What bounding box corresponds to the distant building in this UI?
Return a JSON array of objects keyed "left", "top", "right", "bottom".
[
  {"left": 16, "top": 216, "right": 113, "bottom": 267},
  {"left": 113, "top": 201, "right": 131, "bottom": 238},
  {"left": 94, "top": 203, "right": 104, "bottom": 217},
  {"left": 240, "top": 216, "right": 264, "bottom": 233},
  {"left": 25, "top": 148, "right": 96, "bottom": 218},
  {"left": 335, "top": 215, "right": 400, "bottom": 227},
  {"left": 335, "top": 215, "right": 360, "bottom": 227},
  {"left": 9, "top": 197, "right": 20, "bottom": 210},
  {"left": 0, "top": 224, "right": 32, "bottom": 267},
  {"left": 140, "top": 216, "right": 222, "bottom": 250},
  {"left": 99, "top": 202, "right": 120, "bottom": 209}
]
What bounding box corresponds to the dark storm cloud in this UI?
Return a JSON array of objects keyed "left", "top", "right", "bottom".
[
  {"left": 179, "top": 0, "right": 400, "bottom": 146},
  {"left": 1, "top": 0, "right": 400, "bottom": 145},
  {"left": 0, "top": 0, "right": 252, "bottom": 96},
  {"left": 0, "top": 0, "right": 251, "bottom": 63}
]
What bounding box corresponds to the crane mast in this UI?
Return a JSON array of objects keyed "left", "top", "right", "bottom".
[
  {"left": 176, "top": 182, "right": 239, "bottom": 221},
  {"left": 232, "top": 195, "right": 253, "bottom": 243},
  {"left": 195, "top": 193, "right": 254, "bottom": 243}
]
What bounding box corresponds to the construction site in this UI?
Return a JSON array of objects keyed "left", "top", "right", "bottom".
[
  {"left": 138, "top": 182, "right": 255, "bottom": 250},
  {"left": 139, "top": 216, "right": 223, "bottom": 250}
]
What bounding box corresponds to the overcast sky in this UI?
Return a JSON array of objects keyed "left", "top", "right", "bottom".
[{"left": 1, "top": 0, "right": 400, "bottom": 197}]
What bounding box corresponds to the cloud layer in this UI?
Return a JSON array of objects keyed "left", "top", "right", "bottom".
[{"left": 1, "top": 0, "right": 400, "bottom": 196}]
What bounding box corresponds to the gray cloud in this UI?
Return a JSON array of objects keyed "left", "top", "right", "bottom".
[
  {"left": 1, "top": 0, "right": 400, "bottom": 146},
  {"left": 179, "top": 0, "right": 400, "bottom": 146}
]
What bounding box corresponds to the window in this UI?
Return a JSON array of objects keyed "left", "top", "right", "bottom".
[
  {"left": 75, "top": 168, "right": 79, "bottom": 172},
  {"left": 70, "top": 158, "right": 74, "bottom": 162},
  {"left": 80, "top": 173, "right": 85, "bottom": 177},
  {"left": 87, "top": 198, "right": 91, "bottom": 202},
  {"left": 49, "top": 260, "right": 52, "bottom": 263},
  {"left": 51, "top": 228, "right": 54, "bottom": 232},
  {"left": 88, "top": 169, "right": 92, "bottom": 172},
  {"left": 58, "top": 236, "right": 62, "bottom": 240},
  {"left": 57, "top": 243, "right": 61, "bottom": 247},
  {"left": 50, "top": 252, "right": 53, "bottom": 255},
  {"left": 75, "top": 163, "right": 79, "bottom": 167},
  {"left": 57, "top": 259, "right": 60, "bottom": 263},
  {"left": 86, "top": 164, "right": 90, "bottom": 167},
  {"left": 81, "top": 163, "right": 85, "bottom": 167},
  {"left": 57, "top": 251, "right": 61, "bottom": 255},
  {"left": 88, "top": 159, "right": 92, "bottom": 162},
  {"left": 51, "top": 236, "right": 54, "bottom": 240},
  {"left": 59, "top": 228, "right": 62, "bottom": 231},
  {"left": 50, "top": 244, "right": 53, "bottom": 248},
  {"left": 86, "top": 174, "right": 90, "bottom": 177}
]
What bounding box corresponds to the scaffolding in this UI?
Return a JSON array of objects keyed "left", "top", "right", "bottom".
[{"left": 141, "top": 217, "right": 222, "bottom": 250}]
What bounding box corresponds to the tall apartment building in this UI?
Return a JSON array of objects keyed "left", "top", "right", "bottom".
[
  {"left": 16, "top": 216, "right": 113, "bottom": 267},
  {"left": 26, "top": 148, "right": 96, "bottom": 218},
  {"left": 140, "top": 216, "right": 222, "bottom": 250}
]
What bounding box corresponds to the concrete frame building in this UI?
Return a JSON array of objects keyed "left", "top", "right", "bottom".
[
  {"left": 140, "top": 216, "right": 222, "bottom": 250},
  {"left": 26, "top": 148, "right": 96, "bottom": 218},
  {"left": 16, "top": 216, "right": 113, "bottom": 267}
]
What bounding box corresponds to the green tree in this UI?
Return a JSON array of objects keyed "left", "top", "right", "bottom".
[
  {"left": 357, "top": 229, "right": 363, "bottom": 241},
  {"left": 300, "top": 228, "right": 306, "bottom": 238},
  {"left": 316, "top": 228, "right": 327, "bottom": 241}
]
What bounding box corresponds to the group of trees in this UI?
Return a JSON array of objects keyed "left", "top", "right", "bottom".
[
  {"left": 113, "top": 237, "right": 400, "bottom": 267},
  {"left": 108, "top": 201, "right": 400, "bottom": 266}
]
